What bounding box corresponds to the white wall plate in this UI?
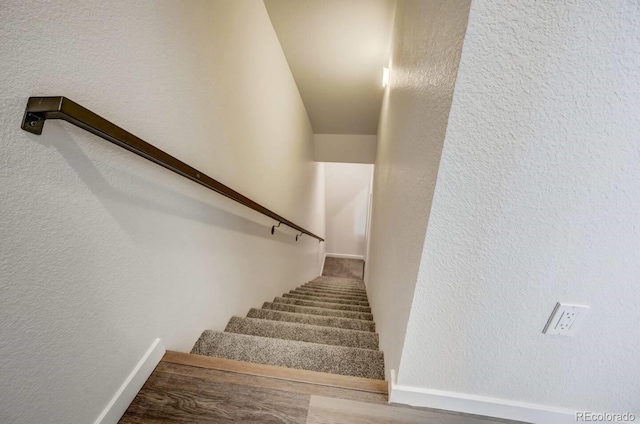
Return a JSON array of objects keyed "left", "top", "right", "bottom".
[{"left": 543, "top": 303, "right": 590, "bottom": 336}]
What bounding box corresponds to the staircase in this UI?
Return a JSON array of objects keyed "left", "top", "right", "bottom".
[{"left": 191, "top": 275, "right": 385, "bottom": 381}]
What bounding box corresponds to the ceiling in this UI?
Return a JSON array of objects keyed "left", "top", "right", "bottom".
[{"left": 264, "top": 0, "right": 396, "bottom": 135}]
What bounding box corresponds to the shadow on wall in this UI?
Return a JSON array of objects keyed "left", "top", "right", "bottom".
[{"left": 26, "top": 121, "right": 302, "bottom": 248}]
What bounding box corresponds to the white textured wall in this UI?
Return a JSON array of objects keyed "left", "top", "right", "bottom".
[
  {"left": 0, "top": 1, "right": 324, "bottom": 423},
  {"left": 399, "top": 0, "right": 640, "bottom": 413},
  {"left": 313, "top": 134, "right": 377, "bottom": 163},
  {"left": 316, "top": 162, "right": 328, "bottom": 273},
  {"left": 324, "top": 163, "right": 373, "bottom": 257},
  {"left": 365, "top": 0, "right": 471, "bottom": 378}
]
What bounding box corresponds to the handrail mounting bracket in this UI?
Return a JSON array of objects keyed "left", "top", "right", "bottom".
[{"left": 22, "top": 112, "right": 45, "bottom": 135}]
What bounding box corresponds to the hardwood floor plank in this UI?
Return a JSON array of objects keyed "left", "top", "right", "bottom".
[
  {"left": 305, "top": 396, "right": 527, "bottom": 424},
  {"left": 157, "top": 361, "right": 388, "bottom": 404},
  {"left": 163, "top": 351, "right": 387, "bottom": 394},
  {"left": 120, "top": 368, "right": 309, "bottom": 423}
]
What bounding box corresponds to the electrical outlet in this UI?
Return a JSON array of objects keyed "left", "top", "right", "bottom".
[{"left": 543, "top": 303, "right": 590, "bottom": 336}]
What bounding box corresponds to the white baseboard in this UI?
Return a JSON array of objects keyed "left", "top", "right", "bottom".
[
  {"left": 388, "top": 370, "right": 576, "bottom": 424},
  {"left": 320, "top": 253, "right": 327, "bottom": 275},
  {"left": 94, "top": 338, "right": 165, "bottom": 424},
  {"left": 326, "top": 253, "right": 365, "bottom": 260}
]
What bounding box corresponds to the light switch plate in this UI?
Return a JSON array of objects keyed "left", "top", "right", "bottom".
[{"left": 543, "top": 303, "right": 590, "bottom": 336}]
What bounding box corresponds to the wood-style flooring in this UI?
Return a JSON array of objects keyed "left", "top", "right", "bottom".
[{"left": 119, "top": 352, "right": 525, "bottom": 424}]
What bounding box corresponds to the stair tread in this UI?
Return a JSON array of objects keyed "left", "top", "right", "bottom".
[
  {"left": 273, "top": 297, "right": 371, "bottom": 312},
  {"left": 303, "top": 285, "right": 367, "bottom": 294},
  {"left": 309, "top": 279, "right": 366, "bottom": 287},
  {"left": 291, "top": 293, "right": 369, "bottom": 304},
  {"left": 263, "top": 302, "right": 374, "bottom": 321},
  {"left": 312, "top": 276, "right": 366, "bottom": 285},
  {"left": 225, "top": 316, "right": 379, "bottom": 350},
  {"left": 294, "top": 288, "right": 369, "bottom": 299},
  {"left": 191, "top": 330, "right": 385, "bottom": 380},
  {"left": 246, "top": 308, "right": 376, "bottom": 332},
  {"left": 306, "top": 281, "right": 366, "bottom": 288},
  {"left": 282, "top": 290, "right": 369, "bottom": 306},
  {"left": 298, "top": 289, "right": 369, "bottom": 298}
]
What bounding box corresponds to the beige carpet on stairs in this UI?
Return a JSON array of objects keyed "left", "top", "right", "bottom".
[{"left": 191, "top": 265, "right": 384, "bottom": 380}]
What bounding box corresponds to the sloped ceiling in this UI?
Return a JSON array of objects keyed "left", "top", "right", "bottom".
[{"left": 264, "top": 0, "right": 396, "bottom": 135}]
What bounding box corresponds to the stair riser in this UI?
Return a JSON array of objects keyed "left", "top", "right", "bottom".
[
  {"left": 224, "top": 316, "right": 379, "bottom": 350},
  {"left": 246, "top": 308, "right": 375, "bottom": 332},
  {"left": 273, "top": 297, "right": 371, "bottom": 313},
  {"left": 263, "top": 302, "right": 374, "bottom": 321}
]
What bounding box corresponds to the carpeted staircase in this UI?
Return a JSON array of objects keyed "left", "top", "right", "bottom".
[{"left": 191, "top": 275, "right": 385, "bottom": 380}]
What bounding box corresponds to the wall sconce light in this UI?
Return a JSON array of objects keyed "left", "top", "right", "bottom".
[{"left": 382, "top": 67, "right": 390, "bottom": 88}]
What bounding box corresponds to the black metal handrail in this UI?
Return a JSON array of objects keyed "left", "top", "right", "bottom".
[{"left": 21, "top": 96, "right": 324, "bottom": 242}]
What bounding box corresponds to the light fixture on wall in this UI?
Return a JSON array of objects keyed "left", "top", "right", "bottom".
[{"left": 382, "top": 67, "right": 390, "bottom": 88}]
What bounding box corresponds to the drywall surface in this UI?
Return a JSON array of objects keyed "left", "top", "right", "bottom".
[
  {"left": 324, "top": 163, "right": 373, "bottom": 257},
  {"left": 265, "top": 0, "right": 396, "bottom": 134},
  {"left": 365, "top": 0, "right": 471, "bottom": 379},
  {"left": 317, "top": 162, "right": 328, "bottom": 273},
  {"left": 314, "top": 134, "right": 377, "bottom": 164},
  {"left": 399, "top": 0, "right": 640, "bottom": 413},
  {"left": 0, "top": 1, "right": 324, "bottom": 423}
]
